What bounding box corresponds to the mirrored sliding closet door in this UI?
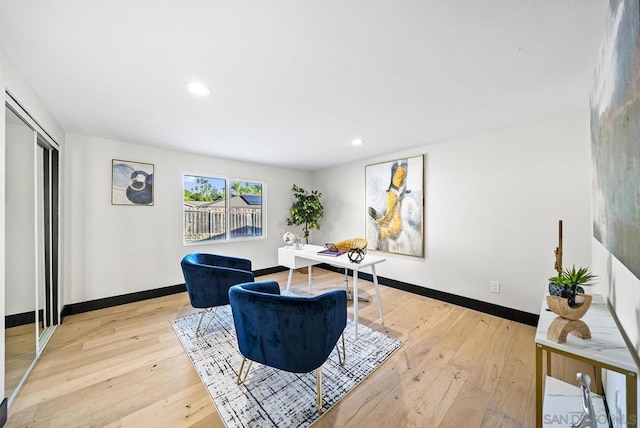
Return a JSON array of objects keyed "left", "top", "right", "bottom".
[{"left": 4, "top": 96, "right": 60, "bottom": 406}]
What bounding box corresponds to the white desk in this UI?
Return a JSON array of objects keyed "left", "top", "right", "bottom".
[{"left": 278, "top": 245, "right": 385, "bottom": 337}]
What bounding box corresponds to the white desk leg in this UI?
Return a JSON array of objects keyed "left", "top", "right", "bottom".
[
  {"left": 353, "top": 270, "right": 359, "bottom": 338},
  {"left": 344, "top": 269, "right": 349, "bottom": 293},
  {"left": 286, "top": 268, "right": 294, "bottom": 293},
  {"left": 308, "top": 265, "right": 313, "bottom": 295},
  {"left": 371, "top": 265, "right": 384, "bottom": 323}
]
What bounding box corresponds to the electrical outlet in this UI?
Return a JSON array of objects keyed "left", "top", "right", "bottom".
[{"left": 490, "top": 281, "right": 500, "bottom": 293}]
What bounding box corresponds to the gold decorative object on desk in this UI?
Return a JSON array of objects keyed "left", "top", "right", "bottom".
[{"left": 334, "top": 238, "right": 367, "bottom": 252}]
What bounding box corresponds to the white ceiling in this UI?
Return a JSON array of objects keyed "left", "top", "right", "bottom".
[{"left": 0, "top": 1, "right": 608, "bottom": 171}]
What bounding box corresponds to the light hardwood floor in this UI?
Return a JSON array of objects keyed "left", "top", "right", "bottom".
[
  {"left": 5, "top": 324, "right": 37, "bottom": 400},
  {"left": 6, "top": 270, "right": 536, "bottom": 427}
]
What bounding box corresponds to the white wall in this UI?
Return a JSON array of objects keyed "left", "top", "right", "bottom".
[
  {"left": 313, "top": 112, "right": 593, "bottom": 315},
  {"left": 63, "top": 134, "right": 311, "bottom": 304},
  {"left": 1, "top": 52, "right": 64, "bottom": 144},
  {"left": 0, "top": 45, "right": 6, "bottom": 401},
  {"left": 592, "top": 242, "right": 640, "bottom": 357}
]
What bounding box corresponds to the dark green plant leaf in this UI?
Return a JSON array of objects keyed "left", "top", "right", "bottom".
[
  {"left": 286, "top": 184, "right": 324, "bottom": 243},
  {"left": 548, "top": 265, "right": 597, "bottom": 287}
]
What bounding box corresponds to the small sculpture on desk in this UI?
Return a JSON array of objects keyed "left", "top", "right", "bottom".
[
  {"left": 347, "top": 247, "right": 365, "bottom": 264},
  {"left": 570, "top": 373, "right": 597, "bottom": 428},
  {"left": 283, "top": 232, "right": 296, "bottom": 248}
]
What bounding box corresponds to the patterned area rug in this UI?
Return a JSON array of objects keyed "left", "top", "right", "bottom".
[{"left": 171, "top": 305, "right": 402, "bottom": 428}]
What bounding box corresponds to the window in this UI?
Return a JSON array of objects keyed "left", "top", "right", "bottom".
[{"left": 183, "top": 174, "right": 264, "bottom": 244}]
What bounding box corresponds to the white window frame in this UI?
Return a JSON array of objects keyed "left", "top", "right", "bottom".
[{"left": 183, "top": 173, "right": 266, "bottom": 245}]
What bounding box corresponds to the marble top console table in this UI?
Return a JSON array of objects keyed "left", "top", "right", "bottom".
[{"left": 535, "top": 294, "right": 638, "bottom": 427}]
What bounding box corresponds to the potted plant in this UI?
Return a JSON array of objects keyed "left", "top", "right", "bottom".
[
  {"left": 548, "top": 265, "right": 597, "bottom": 307},
  {"left": 286, "top": 184, "right": 324, "bottom": 244}
]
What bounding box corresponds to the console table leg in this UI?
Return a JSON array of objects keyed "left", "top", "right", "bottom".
[
  {"left": 593, "top": 367, "right": 603, "bottom": 395},
  {"left": 546, "top": 350, "right": 551, "bottom": 377},
  {"left": 536, "top": 344, "right": 543, "bottom": 428},
  {"left": 627, "top": 372, "right": 637, "bottom": 427}
]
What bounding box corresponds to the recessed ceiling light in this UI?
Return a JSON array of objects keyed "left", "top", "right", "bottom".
[
  {"left": 352, "top": 138, "right": 364, "bottom": 146},
  {"left": 185, "top": 81, "right": 211, "bottom": 97}
]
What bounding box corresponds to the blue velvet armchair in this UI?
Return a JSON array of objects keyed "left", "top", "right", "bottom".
[
  {"left": 181, "top": 253, "right": 254, "bottom": 335},
  {"left": 229, "top": 281, "right": 347, "bottom": 415}
]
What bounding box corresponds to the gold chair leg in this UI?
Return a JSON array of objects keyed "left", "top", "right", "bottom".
[
  {"left": 335, "top": 333, "right": 346, "bottom": 366},
  {"left": 316, "top": 367, "right": 323, "bottom": 415},
  {"left": 195, "top": 307, "right": 218, "bottom": 336},
  {"left": 203, "top": 307, "right": 218, "bottom": 333},
  {"left": 195, "top": 310, "right": 207, "bottom": 335},
  {"left": 236, "top": 357, "right": 253, "bottom": 385}
]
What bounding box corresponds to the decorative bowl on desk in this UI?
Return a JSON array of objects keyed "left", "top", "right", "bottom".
[{"left": 546, "top": 294, "right": 592, "bottom": 320}]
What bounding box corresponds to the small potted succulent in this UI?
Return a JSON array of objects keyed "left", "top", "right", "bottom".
[{"left": 548, "top": 265, "right": 597, "bottom": 307}]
